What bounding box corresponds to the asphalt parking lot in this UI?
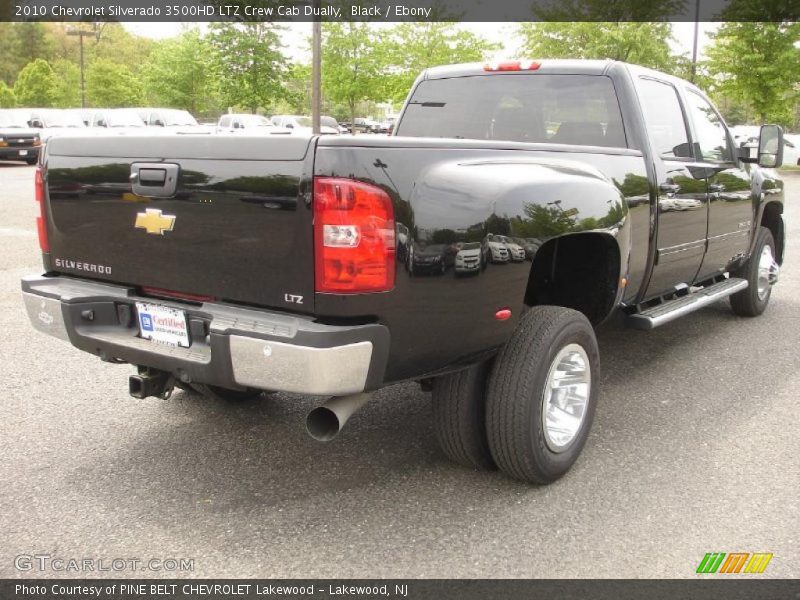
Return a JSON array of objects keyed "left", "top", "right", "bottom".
[{"left": 1, "top": 163, "right": 798, "bottom": 579}]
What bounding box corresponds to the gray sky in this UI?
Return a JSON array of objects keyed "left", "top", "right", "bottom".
[{"left": 123, "top": 22, "right": 718, "bottom": 62}]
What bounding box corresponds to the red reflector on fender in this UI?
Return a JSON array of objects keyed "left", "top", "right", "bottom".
[
  {"left": 314, "top": 177, "right": 395, "bottom": 294},
  {"left": 495, "top": 308, "right": 512, "bottom": 321}
]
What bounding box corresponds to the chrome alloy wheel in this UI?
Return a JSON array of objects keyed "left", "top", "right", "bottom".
[
  {"left": 757, "top": 244, "right": 780, "bottom": 300},
  {"left": 542, "top": 343, "right": 591, "bottom": 453}
]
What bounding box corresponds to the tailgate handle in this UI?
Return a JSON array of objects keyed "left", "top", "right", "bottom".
[{"left": 130, "top": 163, "right": 179, "bottom": 197}]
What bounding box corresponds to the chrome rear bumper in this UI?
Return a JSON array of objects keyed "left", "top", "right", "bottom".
[{"left": 22, "top": 275, "right": 389, "bottom": 396}]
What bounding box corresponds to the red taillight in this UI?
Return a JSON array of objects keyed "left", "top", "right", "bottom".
[
  {"left": 34, "top": 166, "right": 49, "bottom": 252},
  {"left": 313, "top": 177, "right": 395, "bottom": 293},
  {"left": 483, "top": 60, "right": 541, "bottom": 72}
]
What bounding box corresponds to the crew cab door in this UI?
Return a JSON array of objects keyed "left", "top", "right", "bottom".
[
  {"left": 682, "top": 89, "right": 754, "bottom": 280},
  {"left": 636, "top": 76, "right": 709, "bottom": 298}
]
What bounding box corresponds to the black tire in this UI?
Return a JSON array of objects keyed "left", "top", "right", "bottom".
[
  {"left": 432, "top": 362, "right": 496, "bottom": 471},
  {"left": 192, "top": 383, "right": 264, "bottom": 402},
  {"left": 486, "top": 306, "right": 599, "bottom": 484},
  {"left": 730, "top": 226, "right": 776, "bottom": 317},
  {"left": 25, "top": 157, "right": 38, "bottom": 165}
]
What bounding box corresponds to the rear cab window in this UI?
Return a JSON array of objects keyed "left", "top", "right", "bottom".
[{"left": 396, "top": 73, "right": 627, "bottom": 148}]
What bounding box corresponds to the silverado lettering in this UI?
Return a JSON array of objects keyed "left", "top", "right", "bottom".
[{"left": 22, "top": 60, "right": 785, "bottom": 484}]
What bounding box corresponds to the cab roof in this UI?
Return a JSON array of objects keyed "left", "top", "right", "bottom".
[{"left": 422, "top": 59, "right": 616, "bottom": 80}]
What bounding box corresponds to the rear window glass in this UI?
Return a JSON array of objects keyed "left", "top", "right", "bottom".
[{"left": 396, "top": 74, "right": 627, "bottom": 148}]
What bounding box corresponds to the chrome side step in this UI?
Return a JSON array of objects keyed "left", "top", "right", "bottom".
[{"left": 627, "top": 277, "right": 748, "bottom": 330}]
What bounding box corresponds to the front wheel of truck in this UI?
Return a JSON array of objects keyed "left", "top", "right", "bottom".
[
  {"left": 486, "top": 306, "right": 599, "bottom": 484},
  {"left": 730, "top": 226, "right": 778, "bottom": 317}
]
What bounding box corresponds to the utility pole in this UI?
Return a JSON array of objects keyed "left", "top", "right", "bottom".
[
  {"left": 67, "top": 28, "right": 95, "bottom": 108},
  {"left": 690, "top": 0, "right": 700, "bottom": 83},
  {"left": 311, "top": 17, "right": 321, "bottom": 134}
]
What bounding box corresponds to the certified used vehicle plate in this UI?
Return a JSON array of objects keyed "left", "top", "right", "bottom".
[{"left": 135, "top": 302, "right": 190, "bottom": 347}]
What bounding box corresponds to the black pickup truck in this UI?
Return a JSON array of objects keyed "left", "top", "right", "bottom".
[{"left": 22, "top": 60, "right": 785, "bottom": 484}]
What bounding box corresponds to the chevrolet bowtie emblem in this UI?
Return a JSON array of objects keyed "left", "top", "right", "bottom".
[{"left": 135, "top": 209, "right": 176, "bottom": 235}]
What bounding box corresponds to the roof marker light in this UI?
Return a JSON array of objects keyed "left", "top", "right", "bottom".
[{"left": 483, "top": 61, "right": 542, "bottom": 72}]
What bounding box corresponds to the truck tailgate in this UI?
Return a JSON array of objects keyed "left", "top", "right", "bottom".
[{"left": 43, "top": 134, "right": 315, "bottom": 313}]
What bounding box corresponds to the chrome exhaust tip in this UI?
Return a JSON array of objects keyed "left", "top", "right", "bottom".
[{"left": 306, "top": 393, "right": 372, "bottom": 441}]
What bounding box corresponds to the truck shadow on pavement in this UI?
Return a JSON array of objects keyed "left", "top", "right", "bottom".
[{"left": 65, "top": 295, "right": 795, "bottom": 541}]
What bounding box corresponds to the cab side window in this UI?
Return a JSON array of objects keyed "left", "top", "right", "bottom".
[
  {"left": 636, "top": 77, "right": 692, "bottom": 160},
  {"left": 685, "top": 90, "right": 733, "bottom": 163},
  {"left": 219, "top": 116, "right": 230, "bottom": 128}
]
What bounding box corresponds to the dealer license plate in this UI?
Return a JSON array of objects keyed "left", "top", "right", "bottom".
[
  {"left": 135, "top": 302, "right": 190, "bottom": 348},
  {"left": 19, "top": 150, "right": 28, "bottom": 156}
]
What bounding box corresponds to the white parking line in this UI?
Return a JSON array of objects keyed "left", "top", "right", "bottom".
[{"left": 0, "top": 227, "right": 35, "bottom": 237}]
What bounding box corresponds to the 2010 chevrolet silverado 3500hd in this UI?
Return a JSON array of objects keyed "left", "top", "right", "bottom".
[{"left": 22, "top": 60, "right": 785, "bottom": 484}]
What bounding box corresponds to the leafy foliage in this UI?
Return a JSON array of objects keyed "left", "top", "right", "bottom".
[
  {"left": 379, "top": 23, "right": 500, "bottom": 103},
  {"left": 51, "top": 60, "right": 82, "bottom": 108},
  {"left": 207, "top": 23, "right": 288, "bottom": 113},
  {"left": 706, "top": 21, "right": 800, "bottom": 125},
  {"left": 14, "top": 59, "right": 58, "bottom": 107},
  {"left": 0, "top": 81, "right": 16, "bottom": 108},
  {"left": 145, "top": 30, "right": 218, "bottom": 113},
  {"left": 517, "top": 22, "right": 680, "bottom": 73},
  {"left": 86, "top": 59, "right": 145, "bottom": 108},
  {"left": 321, "top": 22, "right": 383, "bottom": 125}
]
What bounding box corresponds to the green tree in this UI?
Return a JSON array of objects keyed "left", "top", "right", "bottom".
[
  {"left": 145, "top": 30, "right": 217, "bottom": 113},
  {"left": 14, "top": 59, "right": 58, "bottom": 107},
  {"left": 380, "top": 23, "right": 500, "bottom": 103},
  {"left": 531, "top": 0, "right": 685, "bottom": 20},
  {"left": 0, "top": 23, "right": 55, "bottom": 84},
  {"left": 86, "top": 59, "right": 144, "bottom": 107},
  {"left": 517, "top": 22, "right": 680, "bottom": 73},
  {"left": 706, "top": 22, "right": 800, "bottom": 125},
  {"left": 51, "top": 59, "right": 81, "bottom": 108},
  {"left": 322, "top": 22, "right": 383, "bottom": 128},
  {"left": 88, "top": 24, "right": 155, "bottom": 78},
  {"left": 0, "top": 81, "right": 16, "bottom": 108},
  {"left": 208, "top": 23, "right": 288, "bottom": 113}
]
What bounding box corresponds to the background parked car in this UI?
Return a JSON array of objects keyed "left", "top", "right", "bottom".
[
  {"left": 783, "top": 133, "right": 800, "bottom": 166},
  {"left": 353, "top": 117, "right": 381, "bottom": 133},
  {"left": 454, "top": 242, "right": 484, "bottom": 274},
  {"left": 484, "top": 233, "right": 510, "bottom": 263},
  {"left": 16, "top": 108, "right": 101, "bottom": 145},
  {"left": 271, "top": 115, "right": 338, "bottom": 135},
  {"left": 137, "top": 108, "right": 213, "bottom": 134},
  {"left": 496, "top": 235, "right": 526, "bottom": 261},
  {"left": 409, "top": 243, "right": 455, "bottom": 275},
  {"left": 322, "top": 116, "right": 348, "bottom": 135},
  {"left": 88, "top": 109, "right": 147, "bottom": 132},
  {"left": 0, "top": 109, "right": 41, "bottom": 164},
  {"left": 217, "top": 114, "right": 287, "bottom": 135}
]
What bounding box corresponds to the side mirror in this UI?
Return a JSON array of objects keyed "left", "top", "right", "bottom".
[
  {"left": 30, "top": 120, "right": 44, "bottom": 129},
  {"left": 154, "top": 119, "right": 165, "bottom": 127},
  {"left": 285, "top": 123, "right": 294, "bottom": 129},
  {"left": 757, "top": 124, "right": 783, "bottom": 168}
]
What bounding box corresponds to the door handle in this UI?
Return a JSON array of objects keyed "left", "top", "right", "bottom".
[{"left": 709, "top": 183, "right": 726, "bottom": 192}]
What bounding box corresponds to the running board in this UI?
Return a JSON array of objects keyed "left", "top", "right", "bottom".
[{"left": 627, "top": 277, "right": 748, "bottom": 330}]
